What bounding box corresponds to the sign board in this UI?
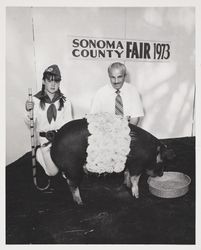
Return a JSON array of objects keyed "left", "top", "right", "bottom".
[{"left": 68, "top": 36, "right": 171, "bottom": 62}]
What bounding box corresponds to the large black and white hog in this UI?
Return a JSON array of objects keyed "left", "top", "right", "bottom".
[{"left": 50, "top": 117, "right": 175, "bottom": 205}]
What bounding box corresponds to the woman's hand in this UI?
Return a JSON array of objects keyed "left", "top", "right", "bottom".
[{"left": 25, "top": 100, "right": 34, "bottom": 111}]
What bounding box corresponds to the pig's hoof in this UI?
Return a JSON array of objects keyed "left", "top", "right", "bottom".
[
  {"left": 72, "top": 200, "right": 84, "bottom": 208},
  {"left": 75, "top": 200, "right": 84, "bottom": 206},
  {"left": 132, "top": 192, "right": 139, "bottom": 198}
]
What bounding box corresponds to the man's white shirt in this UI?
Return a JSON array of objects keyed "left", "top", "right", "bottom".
[{"left": 90, "top": 82, "right": 144, "bottom": 118}]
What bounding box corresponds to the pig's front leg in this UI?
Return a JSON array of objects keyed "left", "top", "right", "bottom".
[
  {"left": 123, "top": 169, "right": 131, "bottom": 188},
  {"left": 66, "top": 178, "right": 83, "bottom": 205},
  {"left": 130, "top": 175, "right": 141, "bottom": 198}
]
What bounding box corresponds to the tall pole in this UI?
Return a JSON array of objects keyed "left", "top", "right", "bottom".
[{"left": 28, "top": 88, "right": 50, "bottom": 191}]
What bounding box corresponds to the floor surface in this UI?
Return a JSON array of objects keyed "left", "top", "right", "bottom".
[{"left": 6, "top": 137, "right": 195, "bottom": 244}]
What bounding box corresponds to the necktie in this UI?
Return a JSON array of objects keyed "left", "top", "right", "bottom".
[
  {"left": 47, "top": 103, "right": 57, "bottom": 124},
  {"left": 115, "top": 90, "right": 124, "bottom": 116}
]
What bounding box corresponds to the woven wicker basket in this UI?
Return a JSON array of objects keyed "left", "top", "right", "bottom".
[{"left": 147, "top": 171, "right": 191, "bottom": 198}]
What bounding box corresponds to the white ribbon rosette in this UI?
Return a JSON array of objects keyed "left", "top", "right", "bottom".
[{"left": 85, "top": 113, "right": 131, "bottom": 174}]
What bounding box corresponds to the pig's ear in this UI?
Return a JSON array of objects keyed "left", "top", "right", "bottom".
[
  {"left": 160, "top": 144, "right": 176, "bottom": 160},
  {"left": 163, "top": 148, "right": 176, "bottom": 160}
]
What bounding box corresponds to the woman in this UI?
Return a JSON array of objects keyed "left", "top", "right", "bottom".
[{"left": 25, "top": 64, "right": 72, "bottom": 177}]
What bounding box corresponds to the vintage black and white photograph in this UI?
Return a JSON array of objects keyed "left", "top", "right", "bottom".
[{"left": 3, "top": 0, "right": 200, "bottom": 246}]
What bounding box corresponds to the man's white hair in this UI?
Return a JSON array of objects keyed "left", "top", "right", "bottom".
[{"left": 108, "top": 62, "right": 127, "bottom": 76}]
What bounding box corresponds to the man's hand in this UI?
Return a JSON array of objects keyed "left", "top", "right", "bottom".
[{"left": 129, "top": 117, "right": 140, "bottom": 125}]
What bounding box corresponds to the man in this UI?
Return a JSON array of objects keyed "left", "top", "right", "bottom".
[{"left": 90, "top": 62, "right": 144, "bottom": 125}]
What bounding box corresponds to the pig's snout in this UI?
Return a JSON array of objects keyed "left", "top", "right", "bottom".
[
  {"left": 158, "top": 169, "right": 164, "bottom": 177},
  {"left": 146, "top": 163, "right": 164, "bottom": 177}
]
